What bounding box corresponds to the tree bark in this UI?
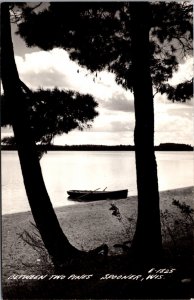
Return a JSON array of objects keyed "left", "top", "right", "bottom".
[
  {"left": 129, "top": 2, "right": 163, "bottom": 264},
  {"left": 1, "top": 3, "right": 81, "bottom": 266}
]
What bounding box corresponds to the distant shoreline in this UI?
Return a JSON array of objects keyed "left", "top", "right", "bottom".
[{"left": 1, "top": 143, "right": 193, "bottom": 151}]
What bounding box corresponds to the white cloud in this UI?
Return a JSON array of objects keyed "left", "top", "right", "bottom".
[
  {"left": 15, "top": 48, "right": 131, "bottom": 106},
  {"left": 168, "top": 56, "right": 193, "bottom": 86},
  {"left": 14, "top": 48, "right": 136, "bottom": 143}
]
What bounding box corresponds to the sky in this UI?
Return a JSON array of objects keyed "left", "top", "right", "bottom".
[{"left": 1, "top": 12, "right": 194, "bottom": 146}]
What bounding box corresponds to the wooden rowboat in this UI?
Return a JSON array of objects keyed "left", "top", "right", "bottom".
[{"left": 67, "top": 189, "right": 128, "bottom": 201}]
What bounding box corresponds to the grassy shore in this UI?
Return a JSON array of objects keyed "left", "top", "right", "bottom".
[{"left": 2, "top": 186, "right": 194, "bottom": 299}]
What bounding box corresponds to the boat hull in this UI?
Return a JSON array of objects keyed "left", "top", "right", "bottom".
[{"left": 67, "top": 189, "right": 128, "bottom": 201}]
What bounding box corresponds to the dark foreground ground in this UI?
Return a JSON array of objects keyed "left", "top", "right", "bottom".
[{"left": 3, "top": 254, "right": 194, "bottom": 299}]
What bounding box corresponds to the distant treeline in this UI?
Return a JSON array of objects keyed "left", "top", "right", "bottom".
[
  {"left": 155, "top": 143, "right": 193, "bottom": 151},
  {"left": 1, "top": 143, "right": 193, "bottom": 151}
]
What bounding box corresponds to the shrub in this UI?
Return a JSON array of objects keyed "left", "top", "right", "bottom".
[
  {"left": 110, "top": 199, "right": 194, "bottom": 258},
  {"left": 17, "top": 222, "right": 54, "bottom": 273}
]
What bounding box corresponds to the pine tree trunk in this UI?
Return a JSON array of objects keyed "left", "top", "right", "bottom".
[
  {"left": 130, "top": 2, "right": 163, "bottom": 264},
  {"left": 1, "top": 3, "right": 80, "bottom": 266}
]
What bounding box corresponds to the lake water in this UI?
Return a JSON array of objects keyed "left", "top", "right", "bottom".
[{"left": 1, "top": 151, "right": 193, "bottom": 215}]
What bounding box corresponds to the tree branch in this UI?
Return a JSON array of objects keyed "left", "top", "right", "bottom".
[{"left": 19, "top": 79, "right": 33, "bottom": 95}]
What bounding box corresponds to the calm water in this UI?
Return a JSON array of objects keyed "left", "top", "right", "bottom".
[{"left": 1, "top": 151, "right": 193, "bottom": 215}]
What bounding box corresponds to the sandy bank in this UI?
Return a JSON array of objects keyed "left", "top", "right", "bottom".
[{"left": 2, "top": 186, "right": 193, "bottom": 281}]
